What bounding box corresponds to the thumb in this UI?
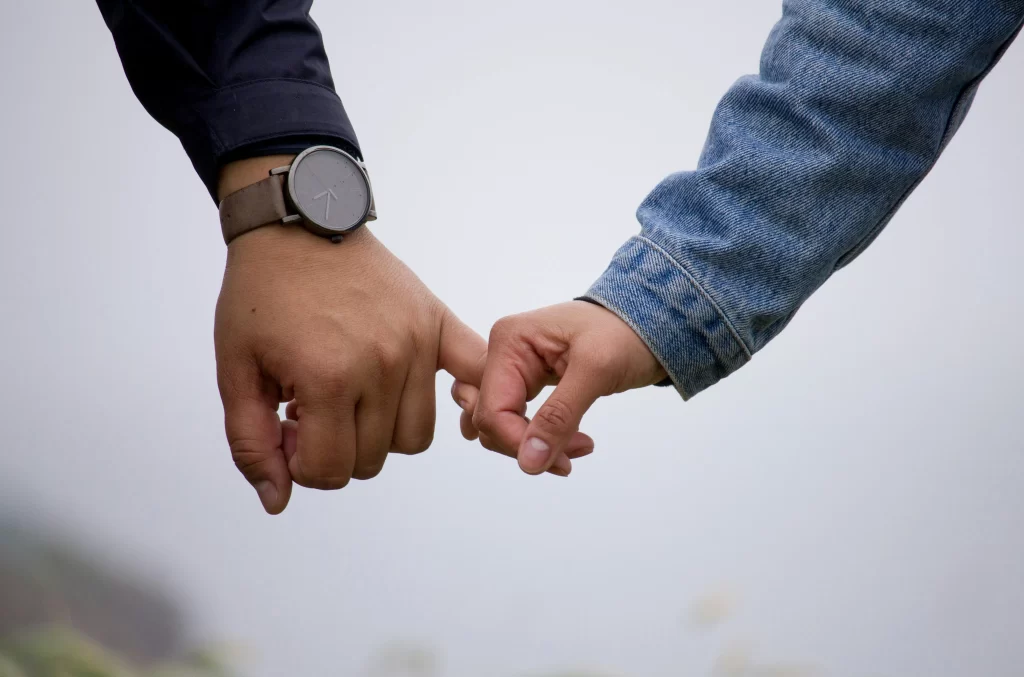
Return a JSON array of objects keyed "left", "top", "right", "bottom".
[
  {"left": 437, "top": 309, "right": 488, "bottom": 386},
  {"left": 219, "top": 361, "right": 293, "bottom": 514},
  {"left": 518, "top": 362, "right": 606, "bottom": 474}
]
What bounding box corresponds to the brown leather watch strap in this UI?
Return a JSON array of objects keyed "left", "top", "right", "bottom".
[{"left": 219, "top": 173, "right": 291, "bottom": 245}]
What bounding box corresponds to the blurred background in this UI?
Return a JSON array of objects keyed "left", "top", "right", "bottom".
[{"left": 1, "top": 1, "right": 1022, "bottom": 675}]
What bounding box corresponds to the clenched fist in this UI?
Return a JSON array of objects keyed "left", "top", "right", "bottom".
[{"left": 214, "top": 157, "right": 486, "bottom": 513}]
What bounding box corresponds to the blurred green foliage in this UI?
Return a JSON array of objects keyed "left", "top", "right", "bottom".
[
  {"left": 0, "top": 626, "right": 235, "bottom": 677},
  {"left": 0, "top": 519, "right": 821, "bottom": 677}
]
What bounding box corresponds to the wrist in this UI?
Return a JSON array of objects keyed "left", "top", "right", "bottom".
[
  {"left": 226, "top": 218, "right": 378, "bottom": 269},
  {"left": 584, "top": 236, "right": 751, "bottom": 400},
  {"left": 574, "top": 301, "right": 667, "bottom": 387}
]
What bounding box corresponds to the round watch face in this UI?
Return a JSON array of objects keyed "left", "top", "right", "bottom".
[{"left": 288, "top": 147, "right": 371, "bottom": 234}]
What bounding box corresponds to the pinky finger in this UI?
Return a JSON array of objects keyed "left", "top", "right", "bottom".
[
  {"left": 460, "top": 408, "right": 479, "bottom": 441},
  {"left": 282, "top": 418, "right": 298, "bottom": 464}
]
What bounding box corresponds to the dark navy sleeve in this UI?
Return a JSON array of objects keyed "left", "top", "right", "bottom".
[{"left": 95, "top": 0, "right": 361, "bottom": 201}]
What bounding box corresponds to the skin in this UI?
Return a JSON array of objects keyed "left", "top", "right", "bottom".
[
  {"left": 214, "top": 156, "right": 586, "bottom": 514},
  {"left": 452, "top": 301, "right": 668, "bottom": 476},
  {"left": 216, "top": 156, "right": 489, "bottom": 514}
]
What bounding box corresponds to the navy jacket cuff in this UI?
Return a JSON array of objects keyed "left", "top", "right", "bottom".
[{"left": 173, "top": 79, "right": 361, "bottom": 202}]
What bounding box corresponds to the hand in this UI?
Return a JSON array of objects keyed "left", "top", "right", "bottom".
[
  {"left": 214, "top": 157, "right": 486, "bottom": 514},
  {"left": 452, "top": 301, "right": 667, "bottom": 475}
]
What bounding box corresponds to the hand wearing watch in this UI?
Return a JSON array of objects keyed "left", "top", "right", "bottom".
[{"left": 219, "top": 146, "right": 377, "bottom": 245}]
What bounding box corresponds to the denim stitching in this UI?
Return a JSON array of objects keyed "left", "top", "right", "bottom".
[
  {"left": 580, "top": 292, "right": 693, "bottom": 400},
  {"left": 636, "top": 235, "right": 754, "bottom": 360}
]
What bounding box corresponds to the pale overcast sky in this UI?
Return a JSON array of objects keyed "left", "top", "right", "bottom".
[{"left": 1, "top": 2, "right": 1022, "bottom": 676}]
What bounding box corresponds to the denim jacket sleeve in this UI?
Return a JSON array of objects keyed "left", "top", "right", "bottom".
[
  {"left": 95, "top": 0, "right": 361, "bottom": 201},
  {"left": 584, "top": 0, "right": 1024, "bottom": 399}
]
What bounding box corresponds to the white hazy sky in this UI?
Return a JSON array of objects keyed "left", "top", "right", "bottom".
[{"left": 1, "top": 2, "right": 1022, "bottom": 676}]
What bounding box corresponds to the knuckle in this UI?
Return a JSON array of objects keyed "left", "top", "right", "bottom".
[
  {"left": 295, "top": 471, "right": 351, "bottom": 491},
  {"left": 303, "top": 368, "right": 350, "bottom": 402},
  {"left": 289, "top": 453, "right": 351, "bottom": 490},
  {"left": 393, "top": 428, "right": 434, "bottom": 455},
  {"left": 389, "top": 426, "right": 434, "bottom": 456},
  {"left": 536, "top": 398, "right": 575, "bottom": 431},
  {"left": 313, "top": 476, "right": 351, "bottom": 490},
  {"left": 488, "top": 316, "right": 519, "bottom": 343},
  {"left": 229, "top": 440, "right": 268, "bottom": 477},
  {"left": 311, "top": 381, "right": 350, "bottom": 406},
  {"left": 367, "top": 340, "right": 402, "bottom": 377},
  {"left": 352, "top": 461, "right": 386, "bottom": 481},
  {"left": 291, "top": 350, "right": 326, "bottom": 379},
  {"left": 472, "top": 409, "right": 497, "bottom": 435},
  {"left": 294, "top": 351, "right": 346, "bottom": 384}
]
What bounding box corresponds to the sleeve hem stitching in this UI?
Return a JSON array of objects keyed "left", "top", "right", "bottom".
[{"left": 634, "top": 234, "right": 753, "bottom": 360}]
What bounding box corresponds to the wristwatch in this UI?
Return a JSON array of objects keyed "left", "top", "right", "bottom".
[{"left": 219, "top": 145, "right": 377, "bottom": 245}]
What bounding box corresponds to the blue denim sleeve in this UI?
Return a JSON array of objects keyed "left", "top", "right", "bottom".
[
  {"left": 584, "top": 0, "right": 1024, "bottom": 399},
  {"left": 95, "top": 1, "right": 361, "bottom": 201}
]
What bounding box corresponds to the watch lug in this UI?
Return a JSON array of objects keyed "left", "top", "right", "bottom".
[
  {"left": 361, "top": 163, "right": 376, "bottom": 222},
  {"left": 269, "top": 166, "right": 291, "bottom": 176},
  {"left": 282, "top": 215, "right": 303, "bottom": 225}
]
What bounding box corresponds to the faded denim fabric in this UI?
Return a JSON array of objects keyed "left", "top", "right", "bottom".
[{"left": 585, "top": 0, "right": 1024, "bottom": 399}]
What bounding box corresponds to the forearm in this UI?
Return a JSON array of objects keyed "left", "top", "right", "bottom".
[
  {"left": 586, "top": 0, "right": 1024, "bottom": 398},
  {"left": 96, "top": 0, "right": 360, "bottom": 201}
]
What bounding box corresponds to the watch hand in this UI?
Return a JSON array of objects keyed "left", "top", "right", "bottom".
[{"left": 313, "top": 190, "right": 335, "bottom": 221}]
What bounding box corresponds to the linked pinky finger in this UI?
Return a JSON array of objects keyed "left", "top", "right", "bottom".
[
  {"left": 453, "top": 381, "right": 481, "bottom": 441},
  {"left": 460, "top": 408, "right": 479, "bottom": 441}
]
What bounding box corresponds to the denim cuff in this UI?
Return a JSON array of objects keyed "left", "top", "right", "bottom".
[{"left": 582, "top": 235, "right": 752, "bottom": 400}]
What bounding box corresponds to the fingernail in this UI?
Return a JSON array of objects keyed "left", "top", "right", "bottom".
[
  {"left": 521, "top": 437, "right": 551, "bottom": 472},
  {"left": 548, "top": 466, "right": 570, "bottom": 478},
  {"left": 255, "top": 481, "right": 278, "bottom": 509},
  {"left": 458, "top": 399, "right": 470, "bottom": 410}
]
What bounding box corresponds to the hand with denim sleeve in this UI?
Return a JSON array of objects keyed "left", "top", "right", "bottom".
[
  {"left": 586, "top": 0, "right": 1023, "bottom": 400},
  {"left": 457, "top": 0, "right": 1022, "bottom": 471},
  {"left": 452, "top": 302, "right": 666, "bottom": 475}
]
